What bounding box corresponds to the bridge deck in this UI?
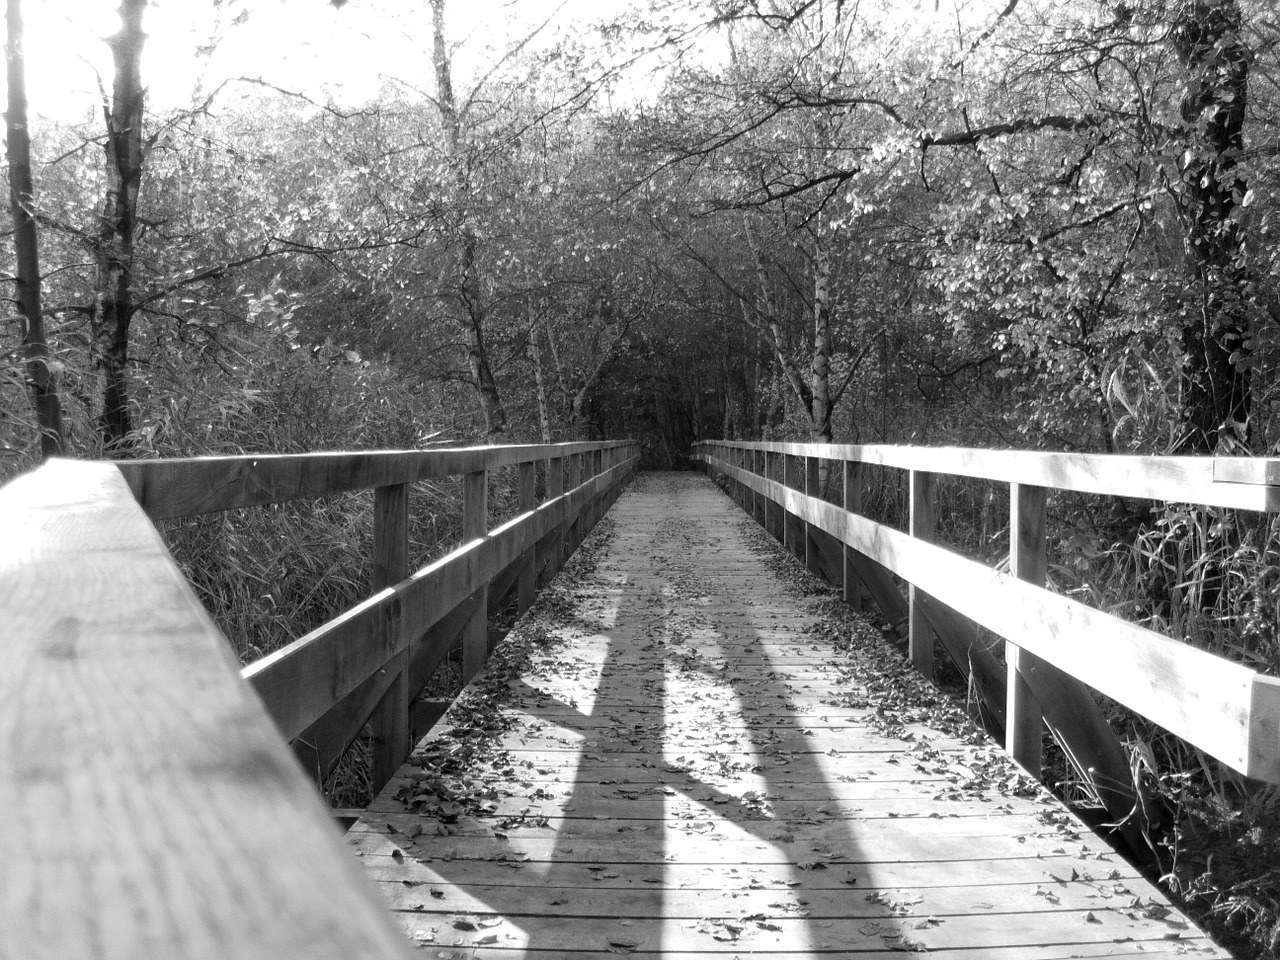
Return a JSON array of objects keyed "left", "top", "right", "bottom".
[{"left": 348, "top": 472, "right": 1227, "bottom": 959}]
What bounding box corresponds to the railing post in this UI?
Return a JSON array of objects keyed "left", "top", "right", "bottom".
[
  {"left": 517, "top": 460, "right": 537, "bottom": 615},
  {"left": 805, "top": 455, "right": 821, "bottom": 576},
  {"left": 545, "top": 454, "right": 564, "bottom": 580},
  {"left": 1007, "top": 482, "right": 1048, "bottom": 775},
  {"left": 370, "top": 482, "right": 410, "bottom": 790},
  {"left": 909, "top": 469, "right": 936, "bottom": 677},
  {"left": 752, "top": 448, "right": 764, "bottom": 525},
  {"left": 783, "top": 453, "right": 803, "bottom": 560},
  {"left": 843, "top": 460, "right": 864, "bottom": 610},
  {"left": 567, "top": 452, "right": 583, "bottom": 553},
  {"left": 592, "top": 447, "right": 604, "bottom": 525},
  {"left": 462, "top": 468, "right": 488, "bottom": 683},
  {"left": 767, "top": 451, "right": 783, "bottom": 542},
  {"left": 736, "top": 446, "right": 747, "bottom": 510}
]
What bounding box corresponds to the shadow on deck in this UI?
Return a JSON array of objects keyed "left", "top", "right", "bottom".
[{"left": 347, "top": 473, "right": 1223, "bottom": 960}]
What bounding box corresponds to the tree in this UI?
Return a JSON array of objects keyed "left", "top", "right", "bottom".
[
  {"left": 1169, "top": 0, "right": 1254, "bottom": 452},
  {"left": 5, "top": 0, "right": 63, "bottom": 458},
  {"left": 91, "top": 0, "right": 148, "bottom": 450},
  {"left": 429, "top": 0, "right": 509, "bottom": 437}
]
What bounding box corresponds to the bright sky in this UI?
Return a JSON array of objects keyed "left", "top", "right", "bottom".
[
  {"left": 17, "top": 0, "right": 983, "bottom": 123},
  {"left": 19, "top": 0, "right": 634, "bottom": 121}
]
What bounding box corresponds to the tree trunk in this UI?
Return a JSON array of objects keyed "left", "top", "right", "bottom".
[
  {"left": 744, "top": 221, "right": 814, "bottom": 431},
  {"left": 466, "top": 310, "right": 507, "bottom": 436},
  {"left": 810, "top": 241, "right": 833, "bottom": 445},
  {"left": 5, "top": 0, "right": 63, "bottom": 459},
  {"left": 529, "top": 303, "right": 552, "bottom": 443},
  {"left": 430, "top": 0, "right": 507, "bottom": 437},
  {"left": 1170, "top": 0, "right": 1252, "bottom": 454},
  {"left": 91, "top": 0, "right": 147, "bottom": 452}
]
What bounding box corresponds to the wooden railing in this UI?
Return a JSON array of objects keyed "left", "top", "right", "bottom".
[
  {"left": 694, "top": 440, "right": 1280, "bottom": 850},
  {"left": 0, "top": 440, "right": 638, "bottom": 960}
]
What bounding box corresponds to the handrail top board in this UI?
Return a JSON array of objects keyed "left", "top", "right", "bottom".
[
  {"left": 696, "top": 440, "right": 1280, "bottom": 511},
  {"left": 0, "top": 458, "right": 416, "bottom": 959},
  {"left": 242, "top": 452, "right": 641, "bottom": 742},
  {"left": 115, "top": 440, "right": 635, "bottom": 519},
  {"left": 698, "top": 448, "right": 1280, "bottom": 782}
]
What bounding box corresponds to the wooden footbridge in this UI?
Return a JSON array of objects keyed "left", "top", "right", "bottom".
[{"left": 5, "top": 439, "right": 1280, "bottom": 959}]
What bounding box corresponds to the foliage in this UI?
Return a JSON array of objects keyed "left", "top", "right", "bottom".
[{"left": 4, "top": 0, "right": 1280, "bottom": 953}]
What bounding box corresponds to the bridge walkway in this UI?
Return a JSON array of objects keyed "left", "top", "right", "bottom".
[{"left": 347, "top": 472, "right": 1226, "bottom": 959}]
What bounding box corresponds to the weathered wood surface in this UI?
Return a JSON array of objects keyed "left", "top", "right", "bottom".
[
  {"left": 244, "top": 455, "right": 639, "bottom": 744},
  {"left": 351, "top": 472, "right": 1227, "bottom": 959},
  {"left": 709, "top": 452, "right": 1280, "bottom": 783},
  {"left": 0, "top": 460, "right": 414, "bottom": 960},
  {"left": 118, "top": 441, "right": 634, "bottom": 520},
  {"left": 699, "top": 440, "right": 1280, "bottom": 512}
]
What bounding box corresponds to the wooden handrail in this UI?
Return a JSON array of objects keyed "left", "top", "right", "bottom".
[
  {"left": 698, "top": 440, "right": 1280, "bottom": 511},
  {"left": 116, "top": 440, "right": 637, "bottom": 519},
  {"left": 693, "top": 440, "right": 1280, "bottom": 801},
  {"left": 0, "top": 441, "right": 639, "bottom": 959}
]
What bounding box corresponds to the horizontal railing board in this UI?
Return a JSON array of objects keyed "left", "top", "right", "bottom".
[
  {"left": 119, "top": 441, "right": 633, "bottom": 520},
  {"left": 1215, "top": 458, "right": 1280, "bottom": 485},
  {"left": 697, "top": 441, "right": 1280, "bottom": 511},
  {"left": 702, "top": 452, "right": 1280, "bottom": 783},
  {"left": 0, "top": 459, "right": 415, "bottom": 960},
  {"left": 244, "top": 455, "right": 639, "bottom": 743}
]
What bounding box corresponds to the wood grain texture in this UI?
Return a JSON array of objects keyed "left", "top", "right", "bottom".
[
  {"left": 842, "top": 459, "right": 864, "bottom": 608},
  {"left": 908, "top": 469, "right": 936, "bottom": 677},
  {"left": 354, "top": 472, "right": 1228, "bottom": 960},
  {"left": 1007, "top": 482, "right": 1047, "bottom": 775},
  {"left": 517, "top": 461, "right": 537, "bottom": 615},
  {"left": 370, "top": 484, "right": 412, "bottom": 790},
  {"left": 704, "top": 452, "right": 1279, "bottom": 782},
  {"left": 244, "top": 455, "right": 641, "bottom": 743},
  {"left": 698, "top": 440, "right": 1280, "bottom": 511},
  {"left": 119, "top": 441, "right": 636, "bottom": 520},
  {"left": 0, "top": 459, "right": 414, "bottom": 960},
  {"left": 462, "top": 469, "right": 490, "bottom": 682}
]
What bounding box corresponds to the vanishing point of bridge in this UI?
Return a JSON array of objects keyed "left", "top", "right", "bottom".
[{"left": 6, "top": 440, "right": 1273, "bottom": 958}]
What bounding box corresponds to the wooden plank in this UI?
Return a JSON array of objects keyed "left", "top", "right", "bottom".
[
  {"left": 353, "top": 472, "right": 1227, "bottom": 960},
  {"left": 712, "top": 456, "right": 1280, "bottom": 781},
  {"left": 292, "top": 650, "right": 399, "bottom": 786},
  {"left": 117, "top": 441, "right": 636, "bottom": 520},
  {"left": 517, "top": 462, "right": 537, "bottom": 615},
  {"left": 408, "top": 589, "right": 479, "bottom": 699},
  {"left": 701, "top": 440, "right": 1280, "bottom": 511},
  {"left": 842, "top": 460, "right": 864, "bottom": 609},
  {"left": 464, "top": 468, "right": 491, "bottom": 683},
  {"left": 245, "top": 457, "right": 638, "bottom": 744},
  {"left": 908, "top": 469, "right": 935, "bottom": 677},
  {"left": 387, "top": 908, "right": 1219, "bottom": 956},
  {"left": 1006, "top": 482, "right": 1046, "bottom": 775},
  {"left": 0, "top": 459, "right": 414, "bottom": 960},
  {"left": 804, "top": 455, "right": 822, "bottom": 577},
  {"left": 1214, "top": 456, "right": 1280, "bottom": 485},
  {"left": 370, "top": 483, "right": 411, "bottom": 793},
  {"left": 782, "top": 454, "right": 803, "bottom": 560}
]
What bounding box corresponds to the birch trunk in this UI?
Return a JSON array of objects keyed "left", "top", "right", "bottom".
[{"left": 431, "top": 0, "right": 507, "bottom": 437}]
